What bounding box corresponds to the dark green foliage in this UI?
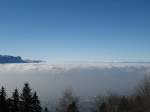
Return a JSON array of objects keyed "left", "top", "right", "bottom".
[
  {"left": 117, "top": 97, "right": 130, "bottom": 112},
  {"left": 11, "top": 88, "right": 20, "bottom": 112},
  {"left": 21, "top": 83, "right": 33, "bottom": 112},
  {"left": 57, "top": 88, "right": 79, "bottom": 112},
  {"left": 32, "top": 92, "right": 42, "bottom": 112},
  {"left": 99, "top": 102, "right": 107, "bottom": 112},
  {"left": 0, "top": 84, "right": 42, "bottom": 112},
  {"left": 0, "top": 86, "right": 9, "bottom": 112},
  {"left": 66, "top": 101, "right": 79, "bottom": 112}
]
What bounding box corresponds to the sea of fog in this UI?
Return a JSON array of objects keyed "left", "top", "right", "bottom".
[{"left": 0, "top": 62, "right": 150, "bottom": 106}]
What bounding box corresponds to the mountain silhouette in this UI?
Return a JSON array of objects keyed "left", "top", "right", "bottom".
[{"left": 0, "top": 55, "right": 43, "bottom": 63}]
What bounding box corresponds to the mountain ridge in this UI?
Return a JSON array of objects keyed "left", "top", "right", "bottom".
[{"left": 0, "top": 55, "right": 43, "bottom": 63}]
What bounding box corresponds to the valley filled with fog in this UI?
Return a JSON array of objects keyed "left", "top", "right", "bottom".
[{"left": 0, "top": 62, "right": 150, "bottom": 104}]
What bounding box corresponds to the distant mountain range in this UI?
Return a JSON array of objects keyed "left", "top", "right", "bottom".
[{"left": 0, "top": 55, "right": 43, "bottom": 63}]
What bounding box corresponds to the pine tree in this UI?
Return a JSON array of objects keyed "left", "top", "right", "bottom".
[
  {"left": 0, "top": 86, "right": 9, "bottom": 112},
  {"left": 11, "top": 88, "right": 20, "bottom": 112},
  {"left": 57, "top": 88, "right": 78, "bottom": 112},
  {"left": 21, "top": 83, "right": 33, "bottom": 112},
  {"left": 32, "top": 92, "right": 42, "bottom": 112},
  {"left": 117, "top": 97, "right": 129, "bottom": 112},
  {"left": 66, "top": 101, "right": 79, "bottom": 112},
  {"left": 99, "top": 102, "right": 107, "bottom": 112}
]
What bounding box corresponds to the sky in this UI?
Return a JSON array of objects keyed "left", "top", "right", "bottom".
[{"left": 0, "top": 0, "right": 150, "bottom": 63}]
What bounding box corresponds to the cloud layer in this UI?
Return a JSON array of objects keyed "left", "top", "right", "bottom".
[{"left": 0, "top": 63, "right": 150, "bottom": 101}]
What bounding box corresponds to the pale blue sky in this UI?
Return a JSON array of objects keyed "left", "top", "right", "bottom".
[{"left": 0, "top": 0, "right": 150, "bottom": 62}]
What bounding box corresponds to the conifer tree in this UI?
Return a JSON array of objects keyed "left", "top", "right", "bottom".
[
  {"left": 32, "top": 92, "right": 42, "bottom": 112},
  {"left": 117, "top": 97, "right": 129, "bottom": 112},
  {"left": 99, "top": 102, "right": 107, "bottom": 112},
  {"left": 0, "top": 86, "right": 9, "bottom": 112},
  {"left": 66, "top": 101, "right": 79, "bottom": 112},
  {"left": 57, "top": 88, "right": 78, "bottom": 112},
  {"left": 21, "top": 83, "right": 33, "bottom": 112},
  {"left": 11, "top": 88, "right": 20, "bottom": 112}
]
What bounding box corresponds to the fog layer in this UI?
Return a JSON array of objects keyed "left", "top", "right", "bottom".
[{"left": 0, "top": 63, "right": 150, "bottom": 102}]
